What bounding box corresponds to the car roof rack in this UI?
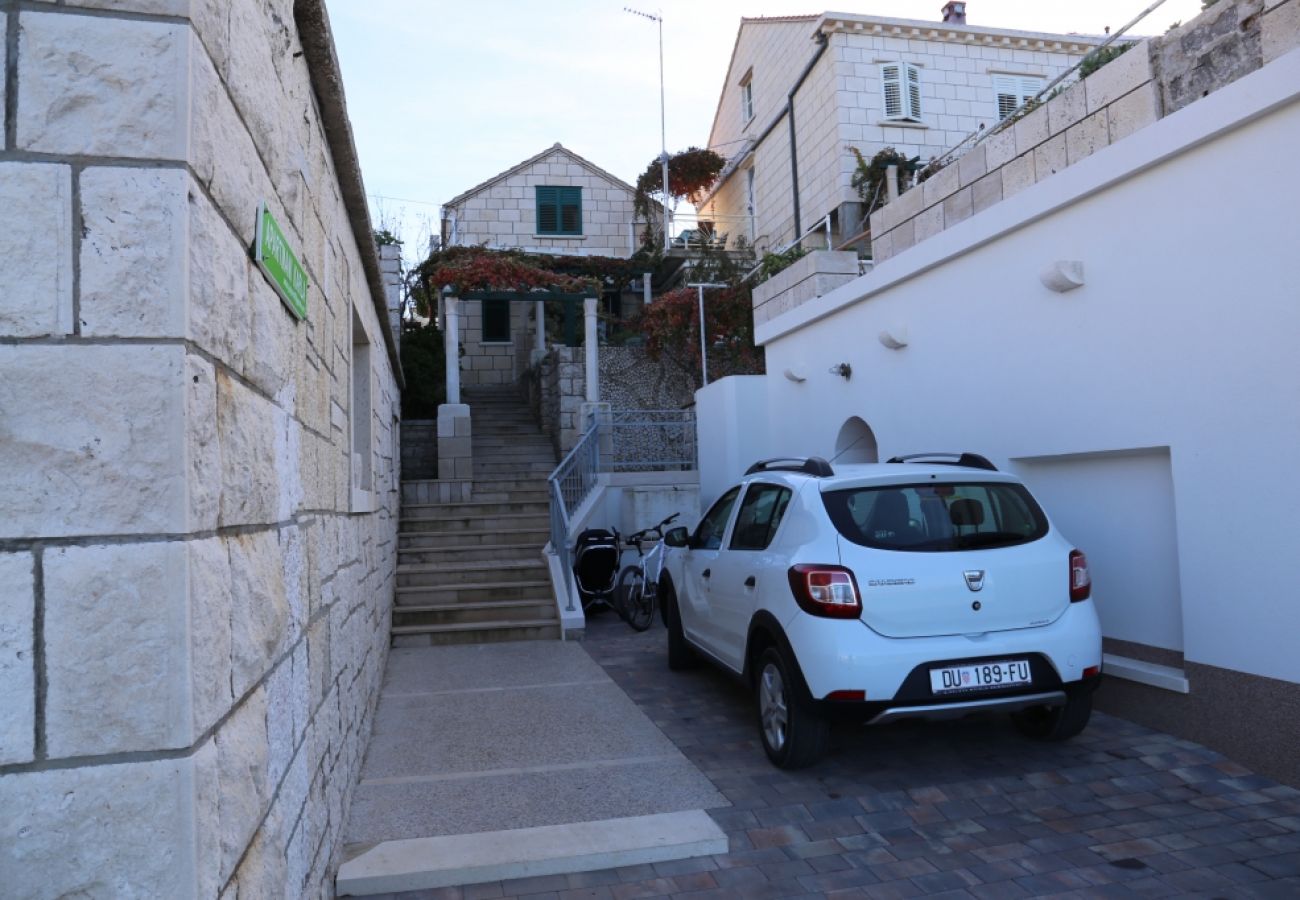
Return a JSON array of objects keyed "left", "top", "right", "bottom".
[
  {"left": 745, "top": 456, "right": 835, "bottom": 477},
  {"left": 885, "top": 452, "right": 998, "bottom": 472}
]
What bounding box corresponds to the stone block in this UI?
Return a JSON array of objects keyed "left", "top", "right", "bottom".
[
  {"left": 869, "top": 228, "right": 893, "bottom": 262},
  {"left": 1047, "top": 80, "right": 1087, "bottom": 135},
  {"left": 217, "top": 370, "right": 280, "bottom": 527},
  {"left": 1033, "top": 133, "right": 1068, "bottom": 181},
  {"left": 44, "top": 542, "right": 192, "bottom": 756},
  {"left": 983, "top": 127, "right": 1018, "bottom": 169},
  {"left": 188, "top": 537, "right": 233, "bottom": 735},
  {"left": 1086, "top": 41, "right": 1154, "bottom": 114},
  {"left": 957, "top": 145, "right": 987, "bottom": 188},
  {"left": 185, "top": 353, "right": 221, "bottom": 532},
  {"left": 0, "top": 553, "right": 35, "bottom": 766},
  {"left": 0, "top": 15, "right": 5, "bottom": 138},
  {"left": 80, "top": 167, "right": 188, "bottom": 337},
  {"left": 0, "top": 345, "right": 185, "bottom": 538},
  {"left": 913, "top": 205, "right": 944, "bottom": 242},
  {"left": 971, "top": 170, "right": 1004, "bottom": 215},
  {"left": 243, "top": 273, "right": 298, "bottom": 398},
  {"left": 921, "top": 161, "right": 961, "bottom": 208},
  {"left": 0, "top": 162, "right": 73, "bottom": 337},
  {"left": 17, "top": 12, "right": 189, "bottom": 158},
  {"left": 216, "top": 687, "right": 270, "bottom": 883},
  {"left": 1066, "top": 110, "right": 1111, "bottom": 165},
  {"left": 189, "top": 181, "right": 253, "bottom": 369},
  {"left": 1106, "top": 81, "right": 1161, "bottom": 143},
  {"left": 1013, "top": 104, "right": 1050, "bottom": 155},
  {"left": 0, "top": 754, "right": 213, "bottom": 898},
  {"left": 228, "top": 530, "right": 290, "bottom": 700},
  {"left": 942, "top": 186, "right": 974, "bottom": 227},
  {"left": 891, "top": 218, "right": 916, "bottom": 255},
  {"left": 1263, "top": 0, "right": 1300, "bottom": 62},
  {"left": 189, "top": 37, "right": 273, "bottom": 247},
  {"left": 1002, "top": 153, "right": 1037, "bottom": 199}
]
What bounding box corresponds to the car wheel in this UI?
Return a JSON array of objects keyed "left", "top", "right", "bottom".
[
  {"left": 1011, "top": 687, "right": 1092, "bottom": 741},
  {"left": 756, "top": 646, "right": 829, "bottom": 769},
  {"left": 663, "top": 584, "right": 698, "bottom": 670}
]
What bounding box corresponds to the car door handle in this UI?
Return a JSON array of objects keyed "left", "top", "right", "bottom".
[
  {"left": 702, "top": 568, "right": 711, "bottom": 579},
  {"left": 744, "top": 576, "right": 756, "bottom": 588}
]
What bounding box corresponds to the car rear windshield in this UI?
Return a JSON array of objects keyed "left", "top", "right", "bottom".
[{"left": 822, "top": 482, "right": 1048, "bottom": 551}]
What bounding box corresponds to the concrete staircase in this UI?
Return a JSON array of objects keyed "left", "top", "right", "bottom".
[{"left": 392, "top": 389, "right": 561, "bottom": 646}]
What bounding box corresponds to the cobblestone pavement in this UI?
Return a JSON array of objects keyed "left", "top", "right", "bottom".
[{"left": 376, "top": 617, "right": 1300, "bottom": 899}]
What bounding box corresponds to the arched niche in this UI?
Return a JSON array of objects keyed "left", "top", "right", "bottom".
[{"left": 834, "top": 417, "right": 879, "bottom": 463}]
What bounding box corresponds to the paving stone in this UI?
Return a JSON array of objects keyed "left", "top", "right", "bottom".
[{"left": 521, "top": 617, "right": 1300, "bottom": 900}]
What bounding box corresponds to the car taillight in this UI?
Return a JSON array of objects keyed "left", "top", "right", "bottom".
[
  {"left": 1069, "top": 549, "right": 1091, "bottom": 602},
  {"left": 788, "top": 564, "right": 861, "bottom": 619}
]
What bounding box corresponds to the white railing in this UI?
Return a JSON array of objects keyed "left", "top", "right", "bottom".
[{"left": 548, "top": 421, "right": 601, "bottom": 612}]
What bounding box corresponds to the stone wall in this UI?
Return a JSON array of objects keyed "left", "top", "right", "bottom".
[
  {"left": 443, "top": 144, "right": 644, "bottom": 256},
  {"left": 598, "top": 346, "right": 697, "bottom": 413},
  {"left": 869, "top": 0, "right": 1298, "bottom": 261},
  {"left": 751, "top": 250, "right": 861, "bottom": 327},
  {"left": 0, "top": 2, "right": 400, "bottom": 898},
  {"left": 401, "top": 419, "right": 438, "bottom": 480}
]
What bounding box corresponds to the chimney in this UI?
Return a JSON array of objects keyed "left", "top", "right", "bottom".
[{"left": 941, "top": 1, "right": 967, "bottom": 24}]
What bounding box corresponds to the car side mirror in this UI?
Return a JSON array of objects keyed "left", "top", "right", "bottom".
[{"left": 664, "top": 526, "right": 690, "bottom": 548}]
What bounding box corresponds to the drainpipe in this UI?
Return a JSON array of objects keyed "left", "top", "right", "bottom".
[{"left": 787, "top": 32, "right": 829, "bottom": 241}]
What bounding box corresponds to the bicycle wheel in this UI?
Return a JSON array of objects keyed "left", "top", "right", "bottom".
[{"left": 616, "top": 566, "right": 655, "bottom": 632}]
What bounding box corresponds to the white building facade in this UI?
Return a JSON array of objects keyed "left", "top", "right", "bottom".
[
  {"left": 697, "top": 0, "right": 1300, "bottom": 785},
  {"left": 699, "top": 9, "right": 1108, "bottom": 253}
]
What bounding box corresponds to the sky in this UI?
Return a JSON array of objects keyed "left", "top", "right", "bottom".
[{"left": 329, "top": 0, "right": 1204, "bottom": 265}]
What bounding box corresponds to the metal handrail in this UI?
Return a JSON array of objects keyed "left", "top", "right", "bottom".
[
  {"left": 546, "top": 409, "right": 698, "bottom": 611},
  {"left": 547, "top": 420, "right": 601, "bottom": 611}
]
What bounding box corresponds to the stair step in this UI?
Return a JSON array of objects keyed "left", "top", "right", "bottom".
[
  {"left": 401, "top": 500, "right": 549, "bottom": 518},
  {"left": 399, "top": 543, "right": 545, "bottom": 564},
  {"left": 398, "top": 560, "right": 548, "bottom": 587},
  {"left": 399, "top": 513, "right": 550, "bottom": 533},
  {"left": 392, "top": 599, "right": 555, "bottom": 627},
  {"left": 392, "top": 619, "right": 562, "bottom": 647},
  {"left": 398, "top": 529, "right": 550, "bottom": 550},
  {"left": 397, "top": 580, "right": 553, "bottom": 604}
]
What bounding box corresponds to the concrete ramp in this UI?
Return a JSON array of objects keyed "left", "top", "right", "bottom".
[{"left": 338, "top": 641, "right": 728, "bottom": 894}]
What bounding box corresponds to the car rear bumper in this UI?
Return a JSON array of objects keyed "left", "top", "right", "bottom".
[{"left": 784, "top": 599, "right": 1103, "bottom": 710}]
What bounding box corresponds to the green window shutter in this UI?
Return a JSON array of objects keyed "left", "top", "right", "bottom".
[
  {"left": 558, "top": 187, "right": 581, "bottom": 235},
  {"left": 536, "top": 186, "right": 559, "bottom": 234}
]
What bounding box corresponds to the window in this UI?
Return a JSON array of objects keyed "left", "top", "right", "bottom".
[
  {"left": 730, "top": 484, "right": 792, "bottom": 551},
  {"left": 350, "top": 307, "right": 373, "bottom": 507},
  {"left": 740, "top": 70, "right": 754, "bottom": 123},
  {"left": 535, "top": 186, "right": 581, "bottom": 235},
  {"left": 481, "top": 298, "right": 511, "bottom": 343},
  {"left": 822, "top": 482, "right": 1048, "bottom": 552},
  {"left": 994, "top": 74, "right": 1044, "bottom": 120},
  {"left": 881, "top": 62, "right": 922, "bottom": 122},
  {"left": 692, "top": 486, "right": 741, "bottom": 550}
]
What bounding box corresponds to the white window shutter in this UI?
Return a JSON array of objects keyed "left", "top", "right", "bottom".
[
  {"left": 881, "top": 64, "right": 902, "bottom": 119},
  {"left": 905, "top": 64, "right": 922, "bottom": 120},
  {"left": 994, "top": 74, "right": 1018, "bottom": 119}
]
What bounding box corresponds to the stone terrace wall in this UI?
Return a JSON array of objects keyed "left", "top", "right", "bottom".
[
  {"left": 599, "top": 346, "right": 697, "bottom": 412},
  {"left": 0, "top": 2, "right": 399, "bottom": 898},
  {"left": 869, "top": 0, "right": 1299, "bottom": 262}
]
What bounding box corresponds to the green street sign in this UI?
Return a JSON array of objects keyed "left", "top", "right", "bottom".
[{"left": 254, "top": 201, "right": 308, "bottom": 320}]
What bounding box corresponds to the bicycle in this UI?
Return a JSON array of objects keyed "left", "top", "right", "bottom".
[{"left": 615, "top": 513, "right": 680, "bottom": 632}]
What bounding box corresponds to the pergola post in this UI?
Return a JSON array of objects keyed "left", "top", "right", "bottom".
[
  {"left": 531, "top": 298, "right": 546, "bottom": 365},
  {"left": 583, "top": 296, "right": 599, "bottom": 403},
  {"left": 436, "top": 292, "right": 472, "bottom": 502}
]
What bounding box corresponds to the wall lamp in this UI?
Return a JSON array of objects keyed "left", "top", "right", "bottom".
[{"left": 829, "top": 362, "right": 852, "bottom": 380}]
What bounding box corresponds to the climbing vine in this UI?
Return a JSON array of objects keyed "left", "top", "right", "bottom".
[
  {"left": 849, "top": 146, "right": 922, "bottom": 217},
  {"left": 632, "top": 147, "right": 727, "bottom": 222}
]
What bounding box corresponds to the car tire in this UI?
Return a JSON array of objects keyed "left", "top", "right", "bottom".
[
  {"left": 1011, "top": 687, "right": 1092, "bottom": 741},
  {"left": 663, "top": 585, "right": 698, "bottom": 670},
  {"left": 756, "top": 646, "right": 829, "bottom": 769}
]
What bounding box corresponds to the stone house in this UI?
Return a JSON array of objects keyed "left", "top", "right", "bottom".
[
  {"left": 438, "top": 143, "right": 655, "bottom": 388},
  {"left": 695, "top": 0, "right": 1300, "bottom": 786},
  {"left": 697, "top": 3, "right": 1113, "bottom": 253},
  {"left": 0, "top": 0, "right": 402, "bottom": 896}
]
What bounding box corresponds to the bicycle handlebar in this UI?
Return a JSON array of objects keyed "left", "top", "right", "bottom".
[{"left": 625, "top": 512, "right": 682, "bottom": 546}]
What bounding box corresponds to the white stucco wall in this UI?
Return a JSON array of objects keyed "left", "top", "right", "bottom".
[{"left": 734, "top": 49, "right": 1300, "bottom": 684}]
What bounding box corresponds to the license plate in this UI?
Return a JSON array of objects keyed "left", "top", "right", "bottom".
[{"left": 929, "top": 659, "right": 1031, "bottom": 694}]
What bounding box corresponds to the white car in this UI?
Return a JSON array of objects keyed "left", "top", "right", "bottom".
[{"left": 659, "top": 454, "right": 1103, "bottom": 769}]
